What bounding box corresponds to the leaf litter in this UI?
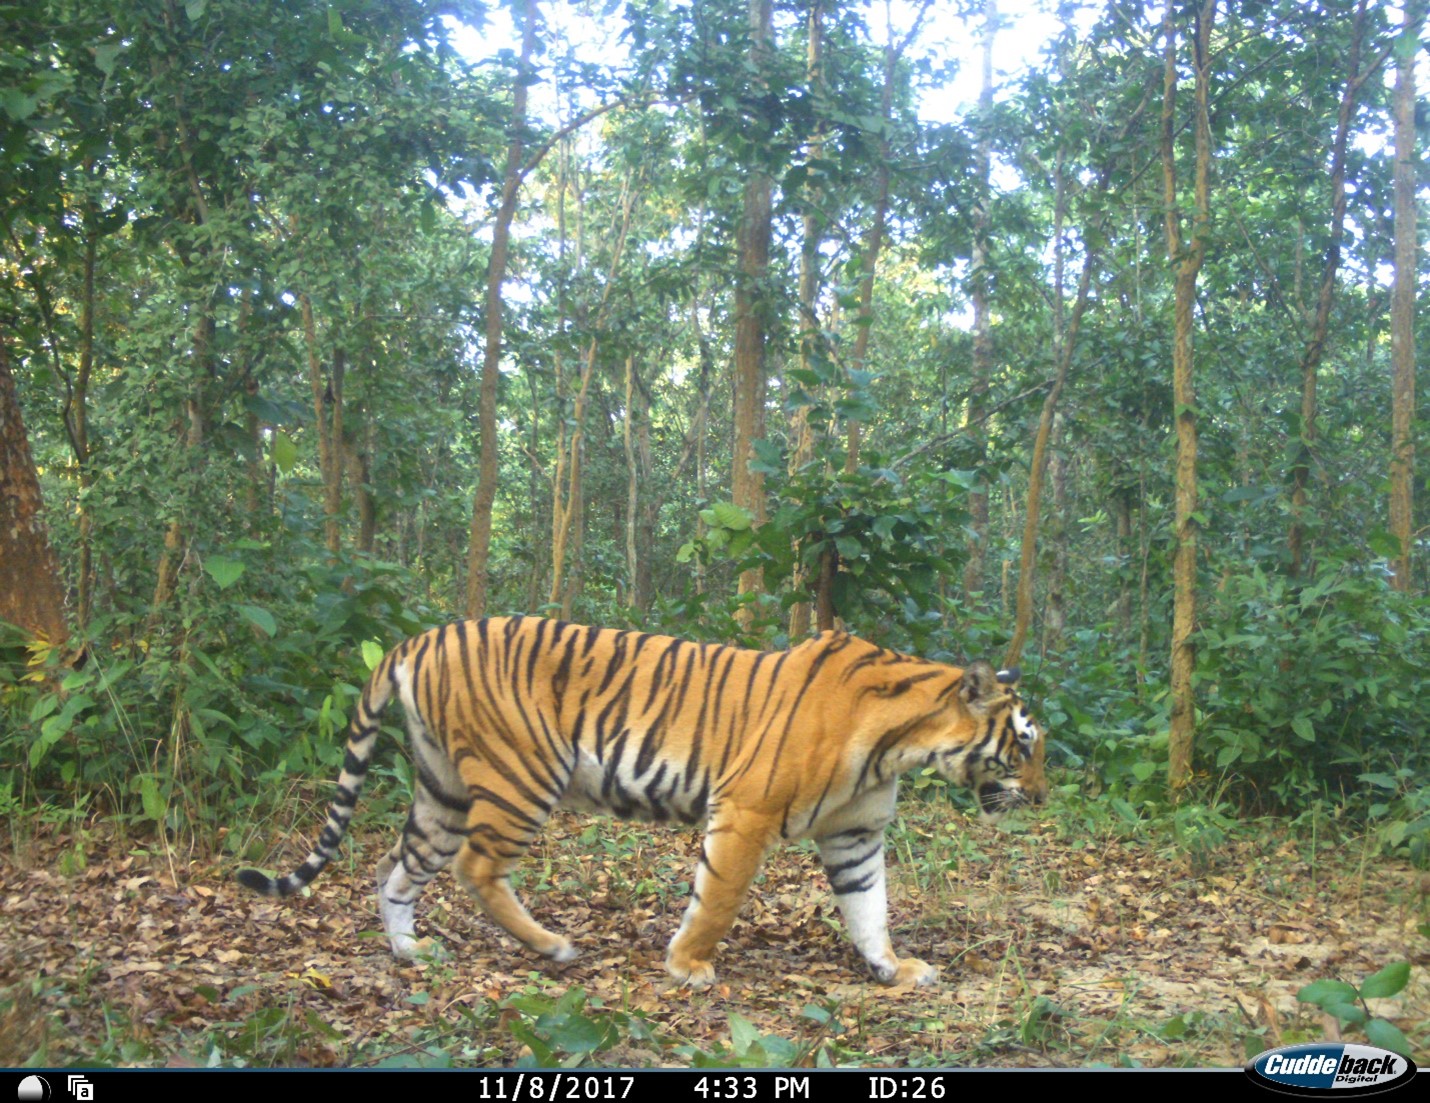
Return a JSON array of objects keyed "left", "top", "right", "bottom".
[{"left": 1, "top": 808, "right": 1425, "bottom": 1068}]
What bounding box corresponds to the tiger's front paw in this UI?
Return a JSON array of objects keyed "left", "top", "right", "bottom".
[
  {"left": 391, "top": 934, "right": 444, "bottom": 962},
  {"left": 665, "top": 955, "right": 717, "bottom": 989},
  {"left": 540, "top": 936, "right": 579, "bottom": 964},
  {"left": 885, "top": 958, "right": 938, "bottom": 987}
]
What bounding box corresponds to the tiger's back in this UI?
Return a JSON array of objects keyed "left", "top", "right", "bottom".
[{"left": 239, "top": 615, "right": 1047, "bottom": 987}]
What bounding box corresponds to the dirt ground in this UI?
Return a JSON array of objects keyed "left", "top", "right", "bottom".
[{"left": 2, "top": 808, "right": 1426, "bottom": 1067}]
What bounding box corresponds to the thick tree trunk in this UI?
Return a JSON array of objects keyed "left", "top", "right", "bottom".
[
  {"left": 0, "top": 342, "right": 69, "bottom": 646},
  {"left": 1389, "top": 1, "right": 1423, "bottom": 591},
  {"left": 466, "top": 0, "right": 538, "bottom": 618},
  {"left": 1164, "top": 0, "right": 1214, "bottom": 790}
]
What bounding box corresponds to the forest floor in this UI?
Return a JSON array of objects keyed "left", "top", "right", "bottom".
[{"left": 2, "top": 798, "right": 1427, "bottom": 1069}]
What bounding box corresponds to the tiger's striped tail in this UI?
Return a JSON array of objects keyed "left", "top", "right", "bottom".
[{"left": 236, "top": 650, "right": 399, "bottom": 897}]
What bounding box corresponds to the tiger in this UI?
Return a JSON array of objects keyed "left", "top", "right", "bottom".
[{"left": 238, "top": 615, "right": 1047, "bottom": 988}]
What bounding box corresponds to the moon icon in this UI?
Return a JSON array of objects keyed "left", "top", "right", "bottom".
[{"left": 17, "top": 1077, "right": 50, "bottom": 1102}]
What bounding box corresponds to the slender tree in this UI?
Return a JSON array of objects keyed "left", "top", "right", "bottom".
[
  {"left": 1389, "top": 0, "right": 1423, "bottom": 592},
  {"left": 466, "top": 0, "right": 539, "bottom": 618},
  {"left": 732, "top": 0, "right": 775, "bottom": 619},
  {"left": 963, "top": 0, "right": 998, "bottom": 609},
  {"left": 1287, "top": 0, "right": 1386, "bottom": 577},
  {"left": 1164, "top": 0, "right": 1215, "bottom": 790}
]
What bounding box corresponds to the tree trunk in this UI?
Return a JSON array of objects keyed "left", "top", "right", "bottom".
[
  {"left": 624, "top": 356, "right": 641, "bottom": 611},
  {"left": 1389, "top": 0, "right": 1423, "bottom": 591},
  {"left": 815, "top": 543, "right": 838, "bottom": 632},
  {"left": 300, "top": 294, "right": 344, "bottom": 558},
  {"left": 732, "top": 0, "right": 774, "bottom": 617},
  {"left": 788, "top": 0, "right": 824, "bottom": 640},
  {"left": 1044, "top": 415, "right": 1068, "bottom": 653},
  {"left": 1164, "top": 0, "right": 1214, "bottom": 790},
  {"left": 345, "top": 419, "right": 376, "bottom": 555},
  {"left": 71, "top": 229, "right": 96, "bottom": 629},
  {"left": 634, "top": 369, "right": 656, "bottom": 614},
  {"left": 844, "top": 2, "right": 932, "bottom": 478},
  {"left": 0, "top": 341, "right": 69, "bottom": 646},
  {"left": 550, "top": 171, "right": 638, "bottom": 612},
  {"left": 466, "top": 0, "right": 538, "bottom": 619},
  {"left": 1003, "top": 154, "right": 1099, "bottom": 669},
  {"left": 1288, "top": 0, "right": 1379, "bottom": 577},
  {"left": 963, "top": 0, "right": 998, "bottom": 608},
  {"left": 1112, "top": 489, "right": 1133, "bottom": 635},
  {"left": 150, "top": 313, "right": 212, "bottom": 620}
]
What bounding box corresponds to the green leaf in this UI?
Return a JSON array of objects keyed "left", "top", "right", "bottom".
[
  {"left": 361, "top": 640, "right": 385, "bottom": 671},
  {"left": 1297, "top": 979, "right": 1357, "bottom": 1008},
  {"left": 1158, "top": 1014, "right": 1188, "bottom": 1040},
  {"left": 272, "top": 432, "right": 298, "bottom": 474},
  {"left": 728, "top": 1012, "right": 760, "bottom": 1056},
  {"left": 2, "top": 90, "right": 39, "bottom": 123},
  {"left": 507, "top": 1021, "right": 554, "bottom": 1066},
  {"left": 1363, "top": 1017, "right": 1411, "bottom": 1056},
  {"left": 708, "top": 502, "right": 752, "bottom": 531},
  {"left": 1290, "top": 715, "right": 1315, "bottom": 743},
  {"left": 1358, "top": 962, "right": 1410, "bottom": 1000},
  {"left": 239, "top": 605, "right": 277, "bottom": 637},
  {"left": 1367, "top": 528, "right": 1405, "bottom": 560},
  {"left": 94, "top": 42, "right": 125, "bottom": 76},
  {"left": 1322, "top": 1000, "right": 1367, "bottom": 1026},
  {"left": 139, "top": 775, "right": 166, "bottom": 823},
  {"left": 184, "top": 0, "right": 208, "bottom": 21},
  {"left": 546, "top": 1014, "right": 606, "bottom": 1054},
  {"left": 205, "top": 556, "right": 245, "bottom": 590}
]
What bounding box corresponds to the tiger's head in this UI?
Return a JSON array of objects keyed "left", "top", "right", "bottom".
[{"left": 949, "top": 661, "right": 1048, "bottom": 821}]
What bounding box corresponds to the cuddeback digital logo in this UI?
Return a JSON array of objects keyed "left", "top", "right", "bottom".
[{"left": 1245, "top": 1043, "right": 1417, "bottom": 1096}]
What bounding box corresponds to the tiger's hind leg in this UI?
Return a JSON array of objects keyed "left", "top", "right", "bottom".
[
  {"left": 377, "top": 780, "right": 472, "bottom": 959},
  {"left": 665, "top": 811, "right": 777, "bottom": 988},
  {"left": 451, "top": 765, "right": 576, "bottom": 964}
]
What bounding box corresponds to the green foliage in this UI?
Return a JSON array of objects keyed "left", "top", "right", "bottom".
[
  {"left": 1, "top": 546, "right": 438, "bottom": 838},
  {"left": 501, "top": 986, "right": 657, "bottom": 1069},
  {"left": 680, "top": 1008, "right": 840, "bottom": 1068},
  {"left": 1198, "top": 559, "right": 1430, "bottom": 826},
  {"left": 1297, "top": 964, "right": 1414, "bottom": 1057}
]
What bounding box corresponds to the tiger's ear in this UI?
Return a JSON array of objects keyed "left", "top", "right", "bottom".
[
  {"left": 958, "top": 661, "right": 1001, "bottom": 710},
  {"left": 996, "top": 666, "right": 1021, "bottom": 687}
]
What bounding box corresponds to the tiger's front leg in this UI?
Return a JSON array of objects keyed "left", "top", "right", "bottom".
[
  {"left": 816, "top": 829, "right": 937, "bottom": 987},
  {"left": 666, "top": 813, "right": 776, "bottom": 988}
]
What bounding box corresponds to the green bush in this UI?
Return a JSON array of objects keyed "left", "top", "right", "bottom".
[{"left": 1197, "top": 558, "right": 1430, "bottom": 831}]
